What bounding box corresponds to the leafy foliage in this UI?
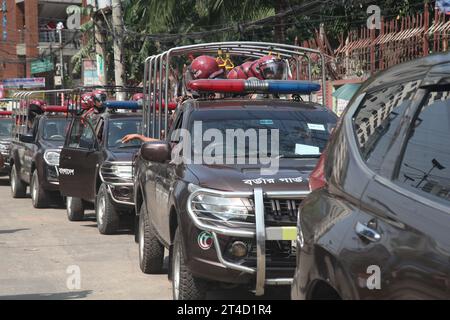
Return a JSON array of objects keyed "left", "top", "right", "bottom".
[{"left": 75, "top": 0, "right": 429, "bottom": 83}]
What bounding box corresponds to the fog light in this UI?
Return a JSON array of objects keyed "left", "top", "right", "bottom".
[
  {"left": 117, "top": 187, "right": 130, "bottom": 198},
  {"left": 230, "top": 241, "right": 248, "bottom": 258}
]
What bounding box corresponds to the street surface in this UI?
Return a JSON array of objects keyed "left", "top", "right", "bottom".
[{"left": 0, "top": 177, "right": 289, "bottom": 300}]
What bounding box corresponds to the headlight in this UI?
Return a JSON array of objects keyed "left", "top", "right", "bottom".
[
  {"left": 190, "top": 191, "right": 252, "bottom": 222},
  {"left": 0, "top": 144, "right": 8, "bottom": 151},
  {"left": 44, "top": 150, "right": 61, "bottom": 166},
  {"left": 111, "top": 165, "right": 133, "bottom": 180}
]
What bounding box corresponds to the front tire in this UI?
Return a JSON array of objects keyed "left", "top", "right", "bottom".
[
  {"left": 10, "top": 165, "right": 27, "bottom": 198},
  {"left": 96, "top": 183, "right": 120, "bottom": 235},
  {"left": 172, "top": 228, "right": 207, "bottom": 300},
  {"left": 66, "top": 196, "right": 85, "bottom": 221},
  {"left": 31, "top": 170, "right": 50, "bottom": 208},
  {"left": 138, "top": 206, "right": 164, "bottom": 274}
]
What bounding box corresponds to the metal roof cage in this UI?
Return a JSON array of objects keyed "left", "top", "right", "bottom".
[
  {"left": 10, "top": 89, "right": 74, "bottom": 137},
  {"left": 143, "top": 41, "right": 327, "bottom": 139}
]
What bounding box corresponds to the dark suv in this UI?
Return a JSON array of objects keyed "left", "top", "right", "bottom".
[
  {"left": 134, "top": 98, "right": 337, "bottom": 299},
  {"left": 0, "top": 114, "right": 13, "bottom": 176},
  {"left": 291, "top": 53, "right": 450, "bottom": 300},
  {"left": 9, "top": 112, "right": 70, "bottom": 207},
  {"left": 59, "top": 111, "right": 142, "bottom": 234}
]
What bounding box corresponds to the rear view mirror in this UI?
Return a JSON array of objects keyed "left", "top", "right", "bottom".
[
  {"left": 19, "top": 134, "right": 34, "bottom": 143},
  {"left": 140, "top": 141, "right": 171, "bottom": 163}
]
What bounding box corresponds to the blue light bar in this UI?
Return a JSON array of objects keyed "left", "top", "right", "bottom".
[
  {"left": 104, "top": 101, "right": 141, "bottom": 110},
  {"left": 265, "top": 80, "right": 321, "bottom": 94}
]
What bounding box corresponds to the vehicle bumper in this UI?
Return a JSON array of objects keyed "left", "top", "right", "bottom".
[
  {"left": 100, "top": 161, "right": 135, "bottom": 207},
  {"left": 106, "top": 184, "right": 135, "bottom": 207},
  {"left": 39, "top": 164, "right": 60, "bottom": 191},
  {"left": 183, "top": 187, "right": 309, "bottom": 295},
  {"left": 0, "top": 164, "right": 10, "bottom": 175}
]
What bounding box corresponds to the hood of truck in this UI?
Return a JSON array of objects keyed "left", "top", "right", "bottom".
[
  {"left": 186, "top": 159, "right": 317, "bottom": 193},
  {"left": 106, "top": 148, "right": 140, "bottom": 162}
]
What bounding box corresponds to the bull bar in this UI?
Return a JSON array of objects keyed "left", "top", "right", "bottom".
[{"left": 187, "top": 185, "right": 310, "bottom": 296}]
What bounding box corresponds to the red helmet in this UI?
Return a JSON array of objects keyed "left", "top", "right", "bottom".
[
  {"left": 28, "top": 100, "right": 45, "bottom": 117},
  {"left": 131, "top": 93, "right": 144, "bottom": 101},
  {"left": 189, "top": 55, "right": 224, "bottom": 80},
  {"left": 92, "top": 89, "right": 107, "bottom": 103},
  {"left": 81, "top": 93, "right": 95, "bottom": 110},
  {"left": 227, "top": 61, "right": 259, "bottom": 80},
  {"left": 250, "top": 55, "right": 286, "bottom": 80},
  {"left": 29, "top": 99, "right": 46, "bottom": 107}
]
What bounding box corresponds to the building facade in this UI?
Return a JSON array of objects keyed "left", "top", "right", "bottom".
[{"left": 0, "top": 0, "right": 82, "bottom": 90}]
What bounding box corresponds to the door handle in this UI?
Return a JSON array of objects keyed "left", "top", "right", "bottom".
[{"left": 355, "top": 222, "right": 381, "bottom": 242}]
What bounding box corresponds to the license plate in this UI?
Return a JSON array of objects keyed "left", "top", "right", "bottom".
[{"left": 266, "top": 227, "right": 297, "bottom": 241}]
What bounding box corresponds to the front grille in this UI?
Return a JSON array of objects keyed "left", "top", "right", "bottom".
[
  {"left": 263, "top": 199, "right": 301, "bottom": 226},
  {"left": 100, "top": 162, "right": 133, "bottom": 185},
  {"left": 0, "top": 142, "right": 10, "bottom": 157},
  {"left": 240, "top": 240, "right": 297, "bottom": 278}
]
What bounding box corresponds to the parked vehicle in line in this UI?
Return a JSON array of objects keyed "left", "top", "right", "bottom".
[
  {"left": 135, "top": 42, "right": 336, "bottom": 300},
  {"left": 9, "top": 107, "right": 70, "bottom": 207},
  {"left": 59, "top": 105, "right": 142, "bottom": 234},
  {"left": 135, "top": 98, "right": 337, "bottom": 299},
  {"left": 0, "top": 112, "right": 13, "bottom": 177},
  {"left": 291, "top": 53, "right": 450, "bottom": 300}
]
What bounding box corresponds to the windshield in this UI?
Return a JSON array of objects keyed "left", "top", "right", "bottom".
[
  {"left": 188, "top": 108, "right": 337, "bottom": 159},
  {"left": 108, "top": 118, "right": 142, "bottom": 148},
  {"left": 42, "top": 118, "right": 70, "bottom": 141},
  {"left": 0, "top": 119, "right": 13, "bottom": 137}
]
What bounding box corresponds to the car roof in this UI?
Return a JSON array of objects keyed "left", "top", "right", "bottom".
[
  {"left": 188, "top": 99, "right": 329, "bottom": 113},
  {"left": 360, "top": 52, "right": 450, "bottom": 93}
]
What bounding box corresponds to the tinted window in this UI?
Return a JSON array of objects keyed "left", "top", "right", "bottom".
[
  {"left": 188, "top": 108, "right": 337, "bottom": 158},
  {"left": 67, "top": 118, "right": 96, "bottom": 149},
  {"left": 397, "top": 91, "right": 450, "bottom": 205},
  {"left": 0, "top": 119, "right": 12, "bottom": 136},
  {"left": 42, "top": 118, "right": 70, "bottom": 141},
  {"left": 353, "top": 80, "right": 420, "bottom": 172},
  {"left": 107, "top": 118, "right": 142, "bottom": 148}
]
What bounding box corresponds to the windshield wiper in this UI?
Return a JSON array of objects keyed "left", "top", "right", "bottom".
[
  {"left": 117, "top": 144, "right": 140, "bottom": 148},
  {"left": 279, "top": 154, "right": 321, "bottom": 159}
]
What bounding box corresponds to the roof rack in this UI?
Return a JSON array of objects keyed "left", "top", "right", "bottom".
[
  {"left": 143, "top": 42, "right": 327, "bottom": 139},
  {"left": 10, "top": 89, "right": 74, "bottom": 137}
]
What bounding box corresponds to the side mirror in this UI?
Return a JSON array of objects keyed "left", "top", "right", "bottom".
[
  {"left": 19, "top": 134, "right": 34, "bottom": 143},
  {"left": 140, "top": 141, "right": 171, "bottom": 163}
]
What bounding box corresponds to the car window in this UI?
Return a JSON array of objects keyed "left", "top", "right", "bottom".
[
  {"left": 353, "top": 80, "right": 421, "bottom": 173},
  {"left": 397, "top": 90, "right": 450, "bottom": 206},
  {"left": 187, "top": 108, "right": 337, "bottom": 159},
  {"left": 107, "top": 118, "right": 142, "bottom": 148},
  {"left": 41, "top": 118, "right": 70, "bottom": 141},
  {"left": 67, "top": 118, "right": 96, "bottom": 149}
]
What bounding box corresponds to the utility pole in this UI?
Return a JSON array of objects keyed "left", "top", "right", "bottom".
[
  {"left": 111, "top": 0, "right": 126, "bottom": 100},
  {"left": 58, "top": 28, "right": 64, "bottom": 88},
  {"left": 94, "top": 17, "right": 108, "bottom": 86}
]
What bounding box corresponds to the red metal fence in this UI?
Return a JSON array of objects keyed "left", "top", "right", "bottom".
[{"left": 334, "top": 3, "right": 450, "bottom": 79}]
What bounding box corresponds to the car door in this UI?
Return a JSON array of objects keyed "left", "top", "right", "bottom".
[
  {"left": 347, "top": 85, "right": 450, "bottom": 299},
  {"left": 20, "top": 118, "right": 39, "bottom": 183},
  {"left": 59, "top": 117, "right": 102, "bottom": 202},
  {"left": 152, "top": 110, "right": 184, "bottom": 241}
]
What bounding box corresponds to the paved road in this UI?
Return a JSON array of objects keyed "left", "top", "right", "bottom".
[{"left": 0, "top": 177, "right": 289, "bottom": 300}]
